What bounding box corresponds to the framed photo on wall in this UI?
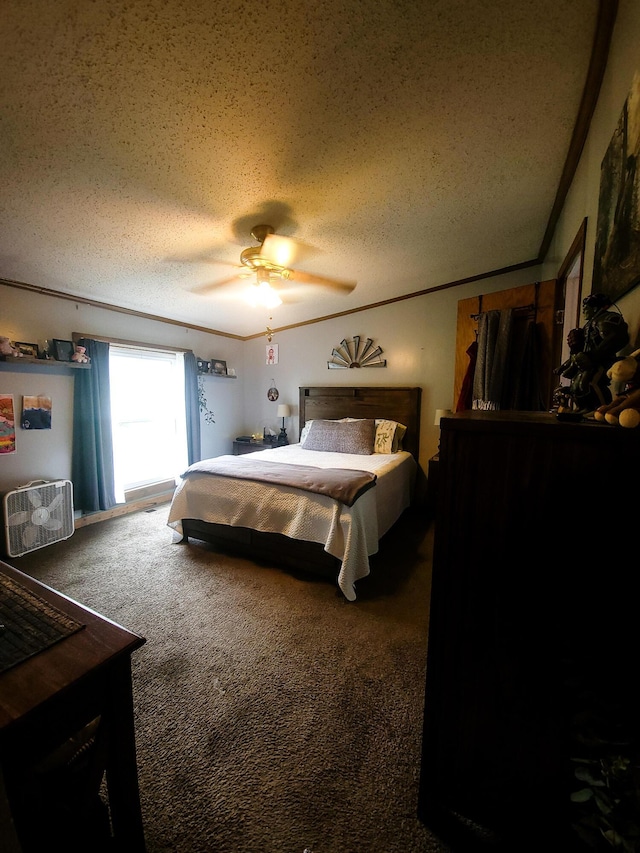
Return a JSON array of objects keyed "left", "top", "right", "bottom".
[
  {"left": 211, "top": 359, "right": 227, "bottom": 375},
  {"left": 21, "top": 395, "right": 52, "bottom": 430},
  {"left": 592, "top": 71, "right": 640, "bottom": 302},
  {"left": 0, "top": 394, "right": 16, "bottom": 454}
]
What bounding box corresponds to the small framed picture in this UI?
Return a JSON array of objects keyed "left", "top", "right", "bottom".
[
  {"left": 52, "top": 339, "right": 75, "bottom": 361},
  {"left": 266, "top": 344, "right": 279, "bottom": 364},
  {"left": 211, "top": 359, "right": 227, "bottom": 375},
  {"left": 21, "top": 395, "right": 52, "bottom": 430},
  {"left": 14, "top": 342, "right": 39, "bottom": 359},
  {"left": 197, "top": 357, "right": 211, "bottom": 374}
]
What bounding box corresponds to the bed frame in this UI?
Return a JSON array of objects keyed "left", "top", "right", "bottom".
[
  {"left": 298, "top": 386, "right": 421, "bottom": 458},
  {"left": 180, "top": 386, "right": 422, "bottom": 578}
]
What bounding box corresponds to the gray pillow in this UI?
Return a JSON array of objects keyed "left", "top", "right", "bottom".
[{"left": 303, "top": 418, "right": 376, "bottom": 454}]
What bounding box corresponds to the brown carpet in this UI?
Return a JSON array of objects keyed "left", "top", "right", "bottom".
[{"left": 12, "top": 505, "right": 451, "bottom": 853}]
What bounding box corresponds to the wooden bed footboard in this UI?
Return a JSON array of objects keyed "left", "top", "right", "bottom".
[{"left": 180, "top": 519, "right": 340, "bottom": 578}]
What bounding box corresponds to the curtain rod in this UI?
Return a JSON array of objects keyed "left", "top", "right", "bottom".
[{"left": 73, "top": 332, "right": 193, "bottom": 353}]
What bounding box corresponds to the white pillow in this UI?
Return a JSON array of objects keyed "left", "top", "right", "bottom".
[
  {"left": 374, "top": 419, "right": 407, "bottom": 453},
  {"left": 374, "top": 419, "right": 397, "bottom": 453},
  {"left": 299, "top": 420, "right": 314, "bottom": 444}
]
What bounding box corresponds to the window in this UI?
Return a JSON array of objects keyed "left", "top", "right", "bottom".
[{"left": 109, "top": 345, "right": 187, "bottom": 502}]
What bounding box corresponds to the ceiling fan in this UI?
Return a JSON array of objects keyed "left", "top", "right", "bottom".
[{"left": 197, "top": 224, "right": 357, "bottom": 308}]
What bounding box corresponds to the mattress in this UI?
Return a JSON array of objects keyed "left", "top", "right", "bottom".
[{"left": 167, "top": 443, "right": 416, "bottom": 600}]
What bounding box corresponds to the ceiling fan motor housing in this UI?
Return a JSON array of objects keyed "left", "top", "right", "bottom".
[{"left": 239, "top": 245, "right": 283, "bottom": 273}]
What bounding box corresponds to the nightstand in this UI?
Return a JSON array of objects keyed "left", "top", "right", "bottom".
[
  {"left": 426, "top": 454, "right": 439, "bottom": 518},
  {"left": 232, "top": 439, "right": 277, "bottom": 455}
]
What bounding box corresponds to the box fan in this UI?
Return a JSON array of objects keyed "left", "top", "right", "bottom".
[{"left": 2, "top": 479, "right": 74, "bottom": 558}]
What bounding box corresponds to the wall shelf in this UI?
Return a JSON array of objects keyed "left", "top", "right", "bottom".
[
  {"left": 198, "top": 372, "right": 236, "bottom": 379},
  {"left": 0, "top": 356, "right": 91, "bottom": 372}
]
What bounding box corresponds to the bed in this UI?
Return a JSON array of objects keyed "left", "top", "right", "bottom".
[{"left": 167, "top": 386, "right": 422, "bottom": 600}]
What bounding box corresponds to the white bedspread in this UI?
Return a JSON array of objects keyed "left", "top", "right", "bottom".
[{"left": 167, "top": 444, "right": 416, "bottom": 600}]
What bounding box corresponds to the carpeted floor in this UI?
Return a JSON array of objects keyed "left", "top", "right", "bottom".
[{"left": 12, "top": 505, "right": 451, "bottom": 853}]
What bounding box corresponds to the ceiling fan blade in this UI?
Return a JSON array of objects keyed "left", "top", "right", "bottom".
[
  {"left": 192, "top": 272, "right": 248, "bottom": 294},
  {"left": 197, "top": 259, "right": 244, "bottom": 268},
  {"left": 283, "top": 268, "right": 356, "bottom": 293},
  {"left": 261, "top": 234, "right": 316, "bottom": 268}
]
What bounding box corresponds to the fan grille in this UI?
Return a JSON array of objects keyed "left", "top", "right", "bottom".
[{"left": 3, "top": 480, "right": 74, "bottom": 557}]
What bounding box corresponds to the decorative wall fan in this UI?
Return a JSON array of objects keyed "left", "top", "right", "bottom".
[
  {"left": 198, "top": 225, "right": 356, "bottom": 307},
  {"left": 327, "top": 336, "right": 386, "bottom": 368}
]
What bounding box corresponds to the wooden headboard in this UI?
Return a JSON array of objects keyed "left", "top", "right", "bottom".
[{"left": 299, "top": 386, "right": 422, "bottom": 459}]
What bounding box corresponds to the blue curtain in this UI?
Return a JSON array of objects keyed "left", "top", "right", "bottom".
[
  {"left": 71, "top": 339, "right": 117, "bottom": 512},
  {"left": 184, "top": 350, "right": 201, "bottom": 465}
]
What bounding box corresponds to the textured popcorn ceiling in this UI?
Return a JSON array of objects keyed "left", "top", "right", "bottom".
[{"left": 0, "top": 0, "right": 601, "bottom": 338}]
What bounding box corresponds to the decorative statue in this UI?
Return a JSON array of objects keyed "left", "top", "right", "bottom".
[{"left": 554, "top": 293, "right": 629, "bottom": 412}]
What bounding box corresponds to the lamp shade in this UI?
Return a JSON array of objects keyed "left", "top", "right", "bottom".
[
  {"left": 434, "top": 408, "right": 452, "bottom": 426},
  {"left": 277, "top": 404, "right": 291, "bottom": 418}
]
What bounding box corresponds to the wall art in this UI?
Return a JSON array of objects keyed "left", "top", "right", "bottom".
[
  {"left": 0, "top": 394, "right": 16, "bottom": 454},
  {"left": 327, "top": 336, "right": 386, "bottom": 368},
  {"left": 266, "top": 343, "right": 279, "bottom": 364},
  {"left": 593, "top": 70, "right": 640, "bottom": 303},
  {"left": 21, "top": 395, "right": 52, "bottom": 429}
]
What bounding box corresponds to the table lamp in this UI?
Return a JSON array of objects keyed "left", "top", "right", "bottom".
[{"left": 277, "top": 404, "right": 291, "bottom": 445}]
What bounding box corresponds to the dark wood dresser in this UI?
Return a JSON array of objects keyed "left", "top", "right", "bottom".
[{"left": 418, "top": 411, "right": 639, "bottom": 851}]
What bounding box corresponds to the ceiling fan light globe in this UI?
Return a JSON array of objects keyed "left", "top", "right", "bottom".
[
  {"left": 244, "top": 281, "right": 282, "bottom": 309},
  {"left": 258, "top": 282, "right": 282, "bottom": 309}
]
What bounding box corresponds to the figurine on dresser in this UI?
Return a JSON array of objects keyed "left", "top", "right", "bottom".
[{"left": 554, "top": 292, "right": 629, "bottom": 413}]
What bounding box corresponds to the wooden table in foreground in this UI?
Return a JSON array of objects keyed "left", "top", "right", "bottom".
[{"left": 0, "top": 559, "right": 146, "bottom": 852}]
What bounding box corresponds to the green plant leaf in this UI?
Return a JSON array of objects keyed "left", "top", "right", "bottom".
[
  {"left": 571, "top": 788, "right": 594, "bottom": 803},
  {"left": 575, "top": 767, "right": 606, "bottom": 785}
]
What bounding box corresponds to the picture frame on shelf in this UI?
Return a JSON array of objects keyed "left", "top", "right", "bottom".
[
  {"left": 211, "top": 359, "right": 227, "bottom": 376},
  {"left": 52, "top": 339, "right": 75, "bottom": 362},
  {"left": 14, "top": 342, "right": 39, "bottom": 359},
  {"left": 197, "top": 358, "right": 211, "bottom": 374}
]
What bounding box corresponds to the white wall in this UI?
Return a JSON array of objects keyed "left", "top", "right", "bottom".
[
  {"left": 3, "top": 0, "right": 640, "bottom": 499},
  {"left": 0, "top": 284, "right": 244, "bottom": 492},
  {"left": 2, "top": 264, "right": 538, "bottom": 494},
  {"left": 542, "top": 0, "right": 640, "bottom": 343},
  {"left": 241, "top": 266, "right": 541, "bottom": 474}
]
